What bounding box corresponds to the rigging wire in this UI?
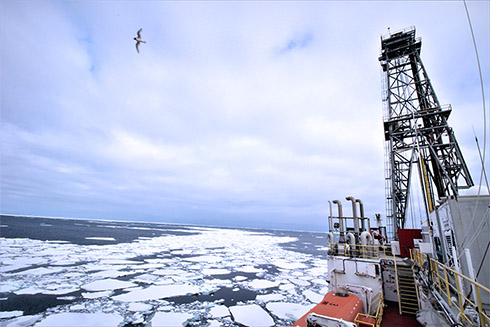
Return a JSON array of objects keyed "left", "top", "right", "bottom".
[
  {"left": 473, "top": 126, "right": 490, "bottom": 194},
  {"left": 463, "top": 0, "right": 488, "bottom": 196},
  {"left": 457, "top": 1, "right": 490, "bottom": 259}
]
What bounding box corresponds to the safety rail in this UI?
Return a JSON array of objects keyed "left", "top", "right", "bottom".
[
  {"left": 328, "top": 243, "right": 394, "bottom": 260},
  {"left": 354, "top": 292, "right": 384, "bottom": 327},
  {"left": 411, "top": 249, "right": 490, "bottom": 326}
]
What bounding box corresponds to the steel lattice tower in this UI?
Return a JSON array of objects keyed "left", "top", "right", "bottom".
[{"left": 379, "top": 27, "right": 473, "bottom": 239}]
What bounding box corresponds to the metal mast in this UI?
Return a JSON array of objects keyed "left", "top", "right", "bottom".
[{"left": 379, "top": 27, "right": 473, "bottom": 239}]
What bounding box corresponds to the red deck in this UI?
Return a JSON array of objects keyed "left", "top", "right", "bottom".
[{"left": 381, "top": 301, "right": 421, "bottom": 327}]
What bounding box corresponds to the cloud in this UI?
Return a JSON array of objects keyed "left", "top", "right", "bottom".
[{"left": 1, "top": 0, "right": 488, "bottom": 230}]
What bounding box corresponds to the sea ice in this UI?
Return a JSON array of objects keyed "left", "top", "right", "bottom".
[
  {"left": 34, "top": 312, "right": 123, "bottom": 326},
  {"left": 1, "top": 221, "right": 330, "bottom": 327},
  {"left": 14, "top": 287, "right": 43, "bottom": 295},
  {"left": 235, "top": 265, "right": 264, "bottom": 273},
  {"left": 150, "top": 312, "right": 194, "bottom": 326},
  {"left": 303, "top": 290, "right": 324, "bottom": 303},
  {"left": 289, "top": 278, "right": 310, "bottom": 287},
  {"left": 311, "top": 278, "right": 328, "bottom": 285},
  {"left": 2, "top": 315, "right": 42, "bottom": 327},
  {"left": 248, "top": 279, "right": 280, "bottom": 289},
  {"left": 70, "top": 304, "right": 85, "bottom": 311},
  {"left": 85, "top": 237, "right": 116, "bottom": 241},
  {"left": 82, "top": 279, "right": 137, "bottom": 291},
  {"left": 91, "top": 269, "right": 131, "bottom": 278},
  {"left": 266, "top": 302, "right": 315, "bottom": 321},
  {"left": 0, "top": 311, "right": 23, "bottom": 319},
  {"left": 44, "top": 286, "right": 80, "bottom": 295},
  {"left": 208, "top": 319, "right": 221, "bottom": 327},
  {"left": 272, "top": 260, "right": 307, "bottom": 270},
  {"left": 14, "top": 267, "right": 64, "bottom": 275},
  {"left": 256, "top": 293, "right": 285, "bottom": 302},
  {"left": 153, "top": 268, "right": 187, "bottom": 276},
  {"left": 128, "top": 302, "right": 153, "bottom": 312},
  {"left": 209, "top": 305, "right": 230, "bottom": 318},
  {"left": 112, "top": 284, "right": 200, "bottom": 302},
  {"left": 183, "top": 255, "right": 222, "bottom": 263},
  {"left": 202, "top": 268, "right": 230, "bottom": 275},
  {"left": 81, "top": 290, "right": 112, "bottom": 299},
  {"left": 229, "top": 304, "right": 274, "bottom": 327}
]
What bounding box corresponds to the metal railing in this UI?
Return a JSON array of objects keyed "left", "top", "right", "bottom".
[
  {"left": 354, "top": 292, "right": 384, "bottom": 327},
  {"left": 328, "top": 243, "right": 394, "bottom": 260},
  {"left": 411, "top": 249, "right": 490, "bottom": 326}
]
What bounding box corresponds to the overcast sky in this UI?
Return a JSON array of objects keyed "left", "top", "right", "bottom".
[{"left": 1, "top": 1, "right": 489, "bottom": 231}]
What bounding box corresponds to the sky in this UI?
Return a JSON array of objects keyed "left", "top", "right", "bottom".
[{"left": 1, "top": 0, "right": 489, "bottom": 231}]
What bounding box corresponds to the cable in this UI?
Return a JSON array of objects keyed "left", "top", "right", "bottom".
[
  {"left": 456, "top": 0, "right": 489, "bottom": 261},
  {"left": 463, "top": 0, "right": 488, "bottom": 196}
]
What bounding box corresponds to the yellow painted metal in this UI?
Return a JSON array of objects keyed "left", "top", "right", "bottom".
[
  {"left": 354, "top": 292, "right": 384, "bottom": 327},
  {"left": 328, "top": 243, "right": 394, "bottom": 260},
  {"left": 418, "top": 156, "right": 434, "bottom": 213},
  {"left": 410, "top": 249, "right": 490, "bottom": 326},
  {"left": 394, "top": 258, "right": 402, "bottom": 314},
  {"left": 443, "top": 266, "right": 452, "bottom": 306}
]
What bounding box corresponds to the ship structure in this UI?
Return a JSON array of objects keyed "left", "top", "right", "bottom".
[{"left": 294, "top": 26, "right": 489, "bottom": 327}]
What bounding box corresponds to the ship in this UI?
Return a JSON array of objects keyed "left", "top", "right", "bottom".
[{"left": 293, "top": 26, "right": 490, "bottom": 327}]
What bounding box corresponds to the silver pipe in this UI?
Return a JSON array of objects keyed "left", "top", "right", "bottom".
[
  {"left": 328, "top": 201, "right": 333, "bottom": 232},
  {"left": 346, "top": 196, "right": 359, "bottom": 236},
  {"left": 356, "top": 198, "right": 366, "bottom": 231},
  {"left": 332, "top": 200, "right": 344, "bottom": 242}
]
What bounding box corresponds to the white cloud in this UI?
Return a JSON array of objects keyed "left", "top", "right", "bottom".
[{"left": 1, "top": 0, "right": 488, "bottom": 230}]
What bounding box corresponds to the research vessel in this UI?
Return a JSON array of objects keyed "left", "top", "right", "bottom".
[{"left": 294, "top": 27, "right": 489, "bottom": 327}]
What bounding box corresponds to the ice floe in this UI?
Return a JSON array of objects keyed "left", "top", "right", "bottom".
[
  {"left": 266, "top": 302, "right": 315, "bottom": 320},
  {"left": 230, "top": 304, "right": 274, "bottom": 327},
  {"left": 202, "top": 268, "right": 230, "bottom": 275},
  {"left": 256, "top": 293, "right": 286, "bottom": 302},
  {"left": 3, "top": 315, "right": 42, "bottom": 327},
  {"left": 85, "top": 237, "right": 116, "bottom": 241},
  {"left": 82, "top": 279, "right": 137, "bottom": 291},
  {"left": 303, "top": 290, "right": 324, "bottom": 303},
  {"left": 81, "top": 290, "right": 112, "bottom": 299},
  {"left": 248, "top": 279, "right": 280, "bottom": 289},
  {"left": 151, "top": 312, "right": 194, "bottom": 326},
  {"left": 34, "top": 312, "right": 123, "bottom": 326},
  {"left": 128, "top": 302, "right": 153, "bottom": 312},
  {"left": 209, "top": 305, "right": 230, "bottom": 318},
  {"left": 112, "top": 284, "right": 200, "bottom": 302},
  {"left": 0, "top": 311, "right": 23, "bottom": 319}
]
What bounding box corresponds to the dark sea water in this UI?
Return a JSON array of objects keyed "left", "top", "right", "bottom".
[{"left": 0, "top": 215, "right": 329, "bottom": 326}]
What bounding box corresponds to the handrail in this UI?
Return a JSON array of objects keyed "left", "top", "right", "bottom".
[
  {"left": 328, "top": 242, "right": 394, "bottom": 260},
  {"left": 410, "top": 249, "right": 490, "bottom": 326},
  {"left": 354, "top": 292, "right": 384, "bottom": 327}
]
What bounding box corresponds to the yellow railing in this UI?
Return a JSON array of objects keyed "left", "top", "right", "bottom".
[
  {"left": 328, "top": 243, "right": 394, "bottom": 260},
  {"left": 354, "top": 292, "right": 384, "bottom": 327},
  {"left": 411, "top": 249, "right": 490, "bottom": 326}
]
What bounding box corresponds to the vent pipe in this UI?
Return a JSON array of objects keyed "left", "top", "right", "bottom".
[
  {"left": 356, "top": 198, "right": 366, "bottom": 231},
  {"left": 332, "top": 200, "right": 344, "bottom": 242},
  {"left": 346, "top": 196, "right": 359, "bottom": 236}
]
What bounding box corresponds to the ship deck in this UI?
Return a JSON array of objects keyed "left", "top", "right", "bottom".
[{"left": 381, "top": 301, "right": 421, "bottom": 327}]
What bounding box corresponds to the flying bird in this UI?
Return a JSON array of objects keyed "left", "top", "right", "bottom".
[{"left": 134, "top": 28, "right": 146, "bottom": 53}]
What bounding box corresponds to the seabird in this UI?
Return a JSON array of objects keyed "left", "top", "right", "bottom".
[{"left": 134, "top": 28, "right": 146, "bottom": 53}]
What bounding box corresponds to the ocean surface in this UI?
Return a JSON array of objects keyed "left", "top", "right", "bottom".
[{"left": 0, "top": 215, "right": 329, "bottom": 326}]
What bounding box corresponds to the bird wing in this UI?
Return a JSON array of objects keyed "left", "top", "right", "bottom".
[
  {"left": 137, "top": 28, "right": 142, "bottom": 38},
  {"left": 136, "top": 42, "right": 140, "bottom": 53}
]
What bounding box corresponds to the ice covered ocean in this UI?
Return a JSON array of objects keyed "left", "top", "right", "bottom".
[{"left": 0, "top": 215, "right": 330, "bottom": 327}]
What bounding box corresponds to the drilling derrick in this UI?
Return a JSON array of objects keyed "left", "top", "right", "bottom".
[{"left": 379, "top": 27, "right": 473, "bottom": 239}]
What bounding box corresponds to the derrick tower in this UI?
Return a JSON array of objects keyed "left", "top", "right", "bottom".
[{"left": 379, "top": 27, "right": 473, "bottom": 239}]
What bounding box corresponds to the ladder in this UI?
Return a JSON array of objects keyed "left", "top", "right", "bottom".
[{"left": 395, "top": 262, "right": 419, "bottom": 315}]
